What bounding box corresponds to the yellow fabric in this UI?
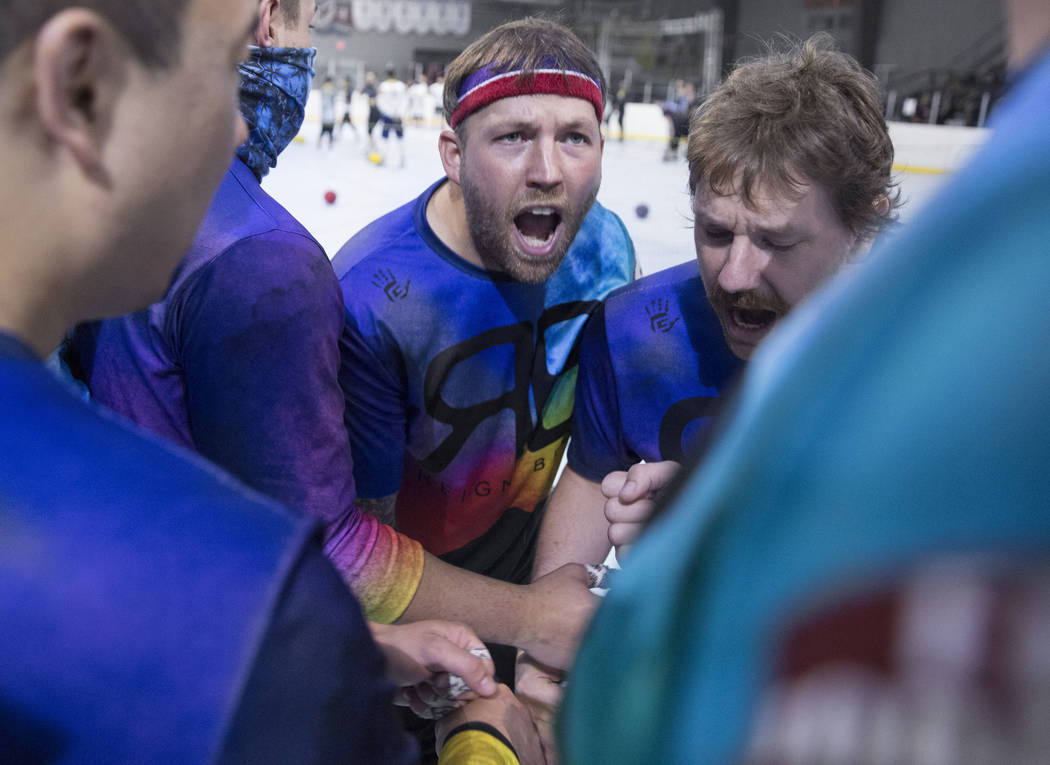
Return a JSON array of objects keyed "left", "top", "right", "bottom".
[
  {"left": 341, "top": 525, "right": 424, "bottom": 624},
  {"left": 438, "top": 729, "right": 519, "bottom": 765}
]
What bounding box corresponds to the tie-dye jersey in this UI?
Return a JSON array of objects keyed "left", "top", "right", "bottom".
[
  {"left": 333, "top": 179, "right": 635, "bottom": 580},
  {"left": 568, "top": 260, "right": 744, "bottom": 482},
  {"left": 67, "top": 159, "right": 422, "bottom": 623}
]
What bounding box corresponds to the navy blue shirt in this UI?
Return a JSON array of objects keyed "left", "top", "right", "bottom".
[
  {"left": 568, "top": 260, "right": 743, "bottom": 481},
  {"left": 0, "top": 331, "right": 416, "bottom": 763}
]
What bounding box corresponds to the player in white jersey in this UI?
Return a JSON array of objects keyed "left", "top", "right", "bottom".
[{"left": 376, "top": 67, "right": 408, "bottom": 166}]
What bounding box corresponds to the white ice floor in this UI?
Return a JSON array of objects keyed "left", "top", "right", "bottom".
[{"left": 264, "top": 122, "right": 959, "bottom": 275}]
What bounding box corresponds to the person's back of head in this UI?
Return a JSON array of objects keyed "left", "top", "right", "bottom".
[
  {"left": 687, "top": 33, "right": 899, "bottom": 240},
  {"left": 0, "top": 0, "right": 252, "bottom": 353},
  {"left": 1, "top": 0, "right": 190, "bottom": 69}
]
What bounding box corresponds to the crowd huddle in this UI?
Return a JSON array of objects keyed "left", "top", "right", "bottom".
[{"left": 2, "top": 0, "right": 1049, "bottom": 763}]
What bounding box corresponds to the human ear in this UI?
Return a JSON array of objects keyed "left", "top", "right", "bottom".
[
  {"left": 255, "top": 0, "right": 280, "bottom": 47},
  {"left": 438, "top": 128, "right": 465, "bottom": 185},
  {"left": 33, "top": 9, "right": 124, "bottom": 175},
  {"left": 873, "top": 194, "right": 890, "bottom": 217}
]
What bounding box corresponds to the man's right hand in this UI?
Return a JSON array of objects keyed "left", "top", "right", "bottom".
[
  {"left": 601, "top": 460, "right": 681, "bottom": 555},
  {"left": 520, "top": 563, "right": 598, "bottom": 671}
]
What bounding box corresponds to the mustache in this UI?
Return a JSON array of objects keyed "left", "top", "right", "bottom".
[
  {"left": 513, "top": 195, "right": 568, "bottom": 212},
  {"left": 707, "top": 283, "right": 789, "bottom": 315}
]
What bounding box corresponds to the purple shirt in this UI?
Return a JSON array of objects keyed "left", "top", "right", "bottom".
[{"left": 69, "top": 159, "right": 422, "bottom": 622}]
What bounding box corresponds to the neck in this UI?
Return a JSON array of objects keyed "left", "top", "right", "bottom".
[
  {"left": 0, "top": 259, "right": 68, "bottom": 358},
  {"left": 425, "top": 180, "right": 485, "bottom": 269},
  {"left": 0, "top": 188, "right": 72, "bottom": 358}
]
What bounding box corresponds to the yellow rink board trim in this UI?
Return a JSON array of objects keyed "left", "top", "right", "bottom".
[{"left": 891, "top": 163, "right": 948, "bottom": 175}]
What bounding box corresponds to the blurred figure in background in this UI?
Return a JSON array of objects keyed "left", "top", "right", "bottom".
[{"left": 376, "top": 66, "right": 408, "bottom": 166}]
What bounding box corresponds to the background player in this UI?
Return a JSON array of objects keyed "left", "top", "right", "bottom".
[{"left": 376, "top": 66, "right": 408, "bottom": 165}]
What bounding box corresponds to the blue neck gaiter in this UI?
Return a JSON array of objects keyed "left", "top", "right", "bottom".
[{"left": 236, "top": 45, "right": 316, "bottom": 180}]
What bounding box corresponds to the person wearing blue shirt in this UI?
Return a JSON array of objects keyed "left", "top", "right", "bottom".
[{"left": 0, "top": 1, "right": 537, "bottom": 761}]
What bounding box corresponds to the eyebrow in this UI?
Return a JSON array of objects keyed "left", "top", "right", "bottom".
[
  {"left": 484, "top": 113, "right": 599, "bottom": 134},
  {"left": 693, "top": 210, "right": 730, "bottom": 229},
  {"left": 559, "top": 117, "right": 598, "bottom": 132},
  {"left": 694, "top": 210, "right": 807, "bottom": 240}
]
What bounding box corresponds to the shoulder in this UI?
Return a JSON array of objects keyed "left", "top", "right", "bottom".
[
  {"left": 549, "top": 202, "right": 637, "bottom": 303},
  {"left": 0, "top": 359, "right": 312, "bottom": 612},
  {"left": 0, "top": 363, "right": 320, "bottom": 760},
  {"left": 601, "top": 260, "right": 700, "bottom": 322},
  {"left": 331, "top": 193, "right": 424, "bottom": 281},
  {"left": 172, "top": 161, "right": 323, "bottom": 291},
  {"left": 607, "top": 261, "right": 699, "bottom": 304},
  {"left": 574, "top": 201, "right": 635, "bottom": 256}
]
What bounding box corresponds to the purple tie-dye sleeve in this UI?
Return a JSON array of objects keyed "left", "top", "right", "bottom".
[{"left": 178, "top": 233, "right": 423, "bottom": 621}]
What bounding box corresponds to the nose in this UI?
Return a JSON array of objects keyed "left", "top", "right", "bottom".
[
  {"left": 525, "top": 137, "right": 563, "bottom": 190},
  {"left": 718, "top": 236, "right": 767, "bottom": 293}
]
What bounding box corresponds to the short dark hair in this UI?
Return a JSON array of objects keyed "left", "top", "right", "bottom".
[
  {"left": 280, "top": 0, "right": 301, "bottom": 25},
  {"left": 443, "top": 17, "right": 606, "bottom": 130},
  {"left": 1, "top": 0, "right": 191, "bottom": 67},
  {"left": 687, "top": 34, "right": 899, "bottom": 238}
]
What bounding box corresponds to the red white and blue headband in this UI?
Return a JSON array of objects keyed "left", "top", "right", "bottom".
[{"left": 449, "top": 62, "right": 604, "bottom": 129}]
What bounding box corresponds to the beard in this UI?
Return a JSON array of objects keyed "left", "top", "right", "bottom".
[{"left": 460, "top": 168, "right": 598, "bottom": 284}]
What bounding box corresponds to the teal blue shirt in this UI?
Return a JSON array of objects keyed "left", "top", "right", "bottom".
[{"left": 562, "top": 48, "right": 1050, "bottom": 764}]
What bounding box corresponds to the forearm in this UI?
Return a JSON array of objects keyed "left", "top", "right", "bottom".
[
  {"left": 398, "top": 552, "right": 596, "bottom": 671},
  {"left": 532, "top": 466, "right": 612, "bottom": 580},
  {"left": 398, "top": 552, "right": 531, "bottom": 648},
  {"left": 323, "top": 506, "right": 424, "bottom": 624}
]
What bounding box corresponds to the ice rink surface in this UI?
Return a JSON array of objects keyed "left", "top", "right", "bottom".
[{"left": 264, "top": 122, "right": 967, "bottom": 276}]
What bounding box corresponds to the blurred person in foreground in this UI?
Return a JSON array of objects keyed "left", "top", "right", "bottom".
[
  {"left": 0, "top": 0, "right": 537, "bottom": 761},
  {"left": 559, "top": 1, "right": 1050, "bottom": 762}
]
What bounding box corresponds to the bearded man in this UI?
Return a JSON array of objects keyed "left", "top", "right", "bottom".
[{"left": 332, "top": 17, "right": 635, "bottom": 688}]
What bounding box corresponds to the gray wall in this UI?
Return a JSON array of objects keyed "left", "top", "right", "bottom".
[
  {"left": 312, "top": 0, "right": 1005, "bottom": 91},
  {"left": 313, "top": 2, "right": 521, "bottom": 82},
  {"left": 733, "top": 0, "right": 1002, "bottom": 77},
  {"left": 873, "top": 0, "right": 1001, "bottom": 76}
]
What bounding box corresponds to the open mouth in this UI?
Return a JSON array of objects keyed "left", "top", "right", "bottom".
[
  {"left": 514, "top": 206, "right": 562, "bottom": 255},
  {"left": 729, "top": 306, "right": 778, "bottom": 332}
]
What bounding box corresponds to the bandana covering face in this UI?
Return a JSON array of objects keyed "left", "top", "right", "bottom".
[
  {"left": 449, "top": 61, "right": 604, "bottom": 129},
  {"left": 236, "top": 45, "right": 317, "bottom": 179}
]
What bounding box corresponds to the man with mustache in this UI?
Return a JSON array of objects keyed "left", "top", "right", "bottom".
[
  {"left": 332, "top": 16, "right": 635, "bottom": 690},
  {"left": 529, "top": 34, "right": 897, "bottom": 657}
]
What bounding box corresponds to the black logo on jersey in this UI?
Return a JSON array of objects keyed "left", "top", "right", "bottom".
[
  {"left": 658, "top": 395, "right": 721, "bottom": 462},
  {"left": 420, "top": 301, "right": 598, "bottom": 473},
  {"left": 372, "top": 268, "right": 411, "bottom": 302},
  {"left": 645, "top": 298, "right": 680, "bottom": 333}
]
